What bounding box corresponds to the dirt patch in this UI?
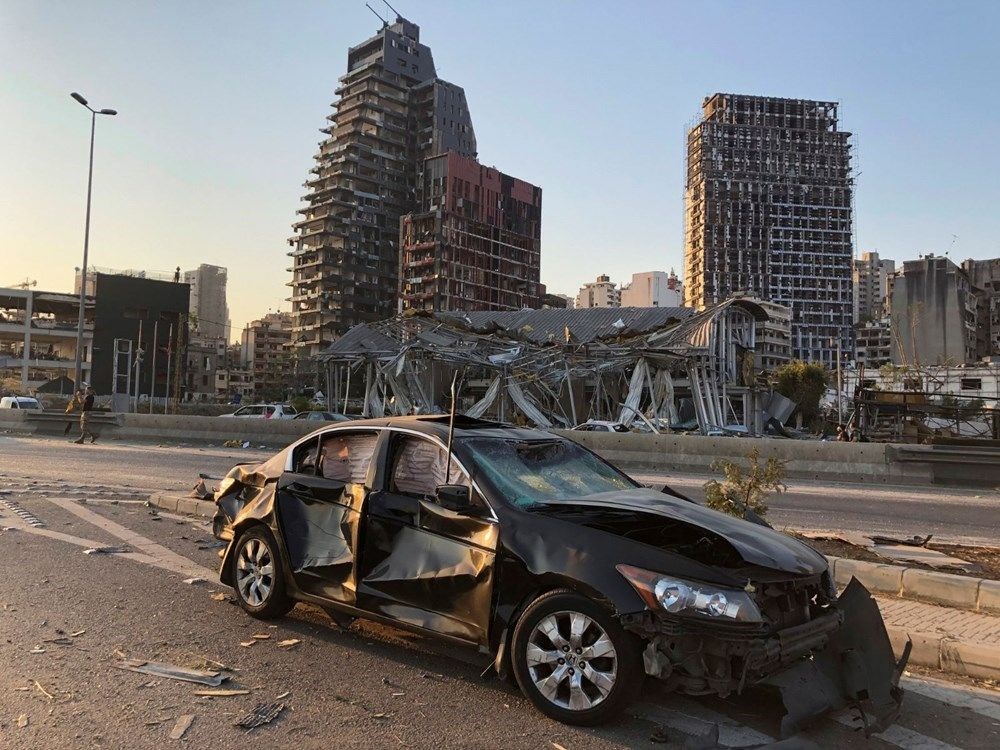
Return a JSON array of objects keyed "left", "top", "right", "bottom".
[{"left": 792, "top": 534, "right": 1000, "bottom": 581}]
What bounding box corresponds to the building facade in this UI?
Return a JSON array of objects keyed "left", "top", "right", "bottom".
[
  {"left": 684, "top": 94, "right": 854, "bottom": 367},
  {"left": 398, "top": 152, "right": 542, "bottom": 311},
  {"left": 853, "top": 251, "right": 895, "bottom": 324},
  {"left": 288, "top": 17, "right": 479, "bottom": 355},
  {"left": 0, "top": 286, "right": 93, "bottom": 392},
  {"left": 855, "top": 318, "right": 892, "bottom": 368},
  {"left": 575, "top": 275, "right": 620, "bottom": 309},
  {"left": 962, "top": 258, "right": 1000, "bottom": 360},
  {"left": 241, "top": 312, "right": 294, "bottom": 402},
  {"left": 89, "top": 272, "right": 189, "bottom": 402},
  {"left": 185, "top": 336, "right": 228, "bottom": 402},
  {"left": 890, "top": 255, "right": 978, "bottom": 366},
  {"left": 183, "top": 264, "right": 230, "bottom": 341},
  {"left": 620, "top": 270, "right": 683, "bottom": 308}
]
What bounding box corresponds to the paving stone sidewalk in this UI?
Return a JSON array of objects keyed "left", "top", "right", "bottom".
[{"left": 877, "top": 596, "right": 1000, "bottom": 645}]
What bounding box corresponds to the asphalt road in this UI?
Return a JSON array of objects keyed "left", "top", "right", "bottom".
[
  {"left": 2, "top": 433, "right": 997, "bottom": 544},
  {"left": 1, "top": 433, "right": 999, "bottom": 748}
]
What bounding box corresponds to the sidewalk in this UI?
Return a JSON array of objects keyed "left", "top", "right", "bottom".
[{"left": 878, "top": 595, "right": 1000, "bottom": 680}]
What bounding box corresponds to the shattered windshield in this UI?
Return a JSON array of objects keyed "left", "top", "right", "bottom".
[{"left": 464, "top": 437, "right": 636, "bottom": 508}]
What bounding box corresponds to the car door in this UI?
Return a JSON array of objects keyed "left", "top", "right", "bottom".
[
  {"left": 274, "top": 429, "right": 379, "bottom": 604},
  {"left": 357, "top": 431, "right": 498, "bottom": 645}
]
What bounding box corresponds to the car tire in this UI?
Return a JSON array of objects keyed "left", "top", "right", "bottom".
[
  {"left": 511, "top": 590, "right": 642, "bottom": 726},
  {"left": 232, "top": 525, "right": 294, "bottom": 620}
]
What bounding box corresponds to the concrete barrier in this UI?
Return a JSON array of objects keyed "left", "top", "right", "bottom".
[{"left": 5, "top": 410, "right": 998, "bottom": 486}]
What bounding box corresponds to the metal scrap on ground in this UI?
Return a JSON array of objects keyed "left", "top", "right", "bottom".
[
  {"left": 800, "top": 530, "right": 982, "bottom": 572},
  {"left": 235, "top": 702, "right": 285, "bottom": 730},
  {"left": 83, "top": 545, "right": 130, "bottom": 555},
  {"left": 115, "top": 659, "right": 227, "bottom": 686}
]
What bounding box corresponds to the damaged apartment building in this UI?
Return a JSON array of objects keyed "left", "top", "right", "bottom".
[
  {"left": 288, "top": 15, "right": 540, "bottom": 357},
  {"left": 684, "top": 94, "right": 854, "bottom": 368}
]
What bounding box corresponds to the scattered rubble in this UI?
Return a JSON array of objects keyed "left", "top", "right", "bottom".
[
  {"left": 169, "top": 714, "right": 195, "bottom": 740},
  {"left": 83, "top": 545, "right": 130, "bottom": 555}
]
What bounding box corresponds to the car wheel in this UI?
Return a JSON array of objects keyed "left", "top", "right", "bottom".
[
  {"left": 511, "top": 590, "right": 642, "bottom": 726},
  {"left": 232, "top": 526, "right": 294, "bottom": 619}
]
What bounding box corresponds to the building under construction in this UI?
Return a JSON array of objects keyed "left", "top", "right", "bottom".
[
  {"left": 399, "top": 152, "right": 542, "bottom": 312},
  {"left": 684, "top": 94, "right": 854, "bottom": 368}
]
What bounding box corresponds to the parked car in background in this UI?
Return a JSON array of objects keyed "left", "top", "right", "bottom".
[
  {"left": 292, "top": 411, "right": 351, "bottom": 422},
  {"left": 218, "top": 404, "right": 297, "bottom": 420},
  {"left": 571, "top": 420, "right": 630, "bottom": 433},
  {"left": 210, "top": 415, "right": 905, "bottom": 730},
  {"left": 0, "top": 396, "right": 43, "bottom": 410}
]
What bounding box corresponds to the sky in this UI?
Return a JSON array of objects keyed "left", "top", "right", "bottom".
[{"left": 2, "top": 1, "right": 999, "bottom": 341}]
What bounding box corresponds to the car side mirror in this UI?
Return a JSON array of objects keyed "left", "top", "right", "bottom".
[{"left": 436, "top": 484, "right": 471, "bottom": 513}]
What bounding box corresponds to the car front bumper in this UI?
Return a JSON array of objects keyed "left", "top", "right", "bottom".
[{"left": 621, "top": 578, "right": 908, "bottom": 738}]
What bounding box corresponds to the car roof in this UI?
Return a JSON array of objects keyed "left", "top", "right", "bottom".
[{"left": 321, "top": 414, "right": 552, "bottom": 441}]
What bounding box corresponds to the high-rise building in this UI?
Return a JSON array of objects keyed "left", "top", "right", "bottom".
[
  {"left": 683, "top": 94, "right": 854, "bottom": 367},
  {"left": 399, "top": 152, "right": 542, "bottom": 311},
  {"left": 241, "top": 312, "right": 294, "bottom": 401},
  {"left": 575, "top": 275, "right": 620, "bottom": 309},
  {"left": 288, "top": 17, "right": 477, "bottom": 356},
  {"left": 853, "top": 251, "right": 895, "bottom": 324},
  {"left": 183, "top": 264, "right": 230, "bottom": 341},
  {"left": 620, "top": 270, "right": 683, "bottom": 308},
  {"left": 962, "top": 258, "right": 1000, "bottom": 360},
  {"left": 890, "top": 255, "right": 978, "bottom": 366}
]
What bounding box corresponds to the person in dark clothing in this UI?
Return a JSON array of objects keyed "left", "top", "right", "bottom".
[{"left": 73, "top": 385, "right": 96, "bottom": 444}]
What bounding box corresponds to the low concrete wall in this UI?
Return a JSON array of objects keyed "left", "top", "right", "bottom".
[
  {"left": 556, "top": 430, "right": 933, "bottom": 484},
  {"left": 6, "top": 410, "right": 999, "bottom": 486}
]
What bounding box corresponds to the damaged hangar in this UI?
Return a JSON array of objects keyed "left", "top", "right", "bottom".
[{"left": 318, "top": 299, "right": 776, "bottom": 434}]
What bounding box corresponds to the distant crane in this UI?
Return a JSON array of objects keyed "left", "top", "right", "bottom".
[{"left": 7, "top": 278, "right": 37, "bottom": 289}]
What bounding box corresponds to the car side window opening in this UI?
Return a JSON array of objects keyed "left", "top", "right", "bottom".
[
  {"left": 318, "top": 433, "right": 377, "bottom": 484},
  {"left": 466, "top": 438, "right": 635, "bottom": 509},
  {"left": 390, "top": 436, "right": 471, "bottom": 500},
  {"left": 292, "top": 438, "right": 321, "bottom": 475}
]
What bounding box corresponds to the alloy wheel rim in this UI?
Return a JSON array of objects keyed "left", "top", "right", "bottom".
[
  {"left": 526, "top": 610, "right": 618, "bottom": 710},
  {"left": 235, "top": 537, "right": 274, "bottom": 607}
]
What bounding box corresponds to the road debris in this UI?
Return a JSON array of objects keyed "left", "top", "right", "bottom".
[
  {"left": 33, "top": 680, "right": 54, "bottom": 701},
  {"left": 239, "top": 641, "right": 257, "bottom": 648},
  {"left": 209, "top": 592, "right": 228, "bottom": 602},
  {"left": 183, "top": 577, "right": 206, "bottom": 586},
  {"left": 550, "top": 743, "right": 569, "bottom": 750},
  {"left": 116, "top": 659, "right": 227, "bottom": 687},
  {"left": 235, "top": 702, "right": 285, "bottom": 730},
  {"left": 193, "top": 688, "right": 250, "bottom": 697},
  {"left": 169, "top": 714, "right": 195, "bottom": 740},
  {"left": 83, "top": 545, "right": 130, "bottom": 555},
  {"left": 42, "top": 637, "right": 73, "bottom": 646},
  {"left": 198, "top": 540, "right": 226, "bottom": 551},
  {"left": 17, "top": 713, "right": 29, "bottom": 728},
  {"left": 251, "top": 633, "right": 270, "bottom": 640},
  {"left": 29, "top": 645, "right": 46, "bottom": 654},
  {"left": 649, "top": 726, "right": 671, "bottom": 743},
  {"left": 276, "top": 639, "right": 300, "bottom": 648},
  {"left": 276, "top": 691, "right": 290, "bottom": 700},
  {"left": 69, "top": 629, "right": 86, "bottom": 637},
  {"left": 188, "top": 478, "right": 214, "bottom": 500}
]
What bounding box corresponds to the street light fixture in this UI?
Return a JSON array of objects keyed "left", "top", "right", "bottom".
[{"left": 70, "top": 92, "right": 117, "bottom": 389}]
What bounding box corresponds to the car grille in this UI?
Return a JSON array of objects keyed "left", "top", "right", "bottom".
[{"left": 755, "top": 575, "right": 827, "bottom": 631}]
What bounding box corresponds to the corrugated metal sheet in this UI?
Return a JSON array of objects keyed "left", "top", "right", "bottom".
[{"left": 438, "top": 306, "right": 695, "bottom": 344}]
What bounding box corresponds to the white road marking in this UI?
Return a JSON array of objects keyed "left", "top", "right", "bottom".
[
  {"left": 901, "top": 675, "right": 1000, "bottom": 722},
  {"left": 637, "top": 699, "right": 775, "bottom": 746},
  {"left": 834, "top": 710, "right": 963, "bottom": 750},
  {"left": 1, "top": 496, "right": 221, "bottom": 582}
]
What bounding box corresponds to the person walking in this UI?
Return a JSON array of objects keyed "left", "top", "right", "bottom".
[
  {"left": 64, "top": 389, "right": 83, "bottom": 436},
  {"left": 73, "top": 384, "right": 97, "bottom": 444}
]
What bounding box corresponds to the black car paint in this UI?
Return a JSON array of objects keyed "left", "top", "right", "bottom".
[{"left": 213, "top": 416, "right": 904, "bottom": 734}]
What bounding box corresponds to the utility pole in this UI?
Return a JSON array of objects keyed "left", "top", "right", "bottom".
[{"left": 148, "top": 319, "right": 159, "bottom": 414}]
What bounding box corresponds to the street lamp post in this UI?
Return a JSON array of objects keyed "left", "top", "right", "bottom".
[{"left": 71, "top": 92, "right": 117, "bottom": 389}]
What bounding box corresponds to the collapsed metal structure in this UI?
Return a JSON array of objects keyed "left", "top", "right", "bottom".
[{"left": 318, "top": 300, "right": 770, "bottom": 434}]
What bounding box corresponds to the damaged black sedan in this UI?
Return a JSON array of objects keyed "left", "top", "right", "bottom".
[{"left": 211, "top": 416, "right": 906, "bottom": 733}]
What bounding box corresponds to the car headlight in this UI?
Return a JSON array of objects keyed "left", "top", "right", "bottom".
[{"left": 617, "top": 564, "right": 762, "bottom": 623}]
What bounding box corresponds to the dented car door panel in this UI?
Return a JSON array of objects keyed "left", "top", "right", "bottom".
[{"left": 275, "top": 473, "right": 363, "bottom": 604}]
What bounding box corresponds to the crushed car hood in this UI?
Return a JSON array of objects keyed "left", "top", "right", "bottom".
[{"left": 528, "top": 488, "right": 827, "bottom": 576}]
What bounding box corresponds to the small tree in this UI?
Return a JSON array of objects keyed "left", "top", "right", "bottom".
[
  {"left": 773, "top": 360, "right": 829, "bottom": 428},
  {"left": 703, "top": 448, "right": 786, "bottom": 520}
]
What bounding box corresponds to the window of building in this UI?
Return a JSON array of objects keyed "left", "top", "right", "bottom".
[{"left": 960, "top": 378, "right": 982, "bottom": 391}]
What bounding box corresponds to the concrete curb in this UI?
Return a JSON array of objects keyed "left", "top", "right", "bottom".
[
  {"left": 148, "top": 492, "right": 216, "bottom": 518},
  {"left": 886, "top": 626, "right": 1000, "bottom": 681},
  {"left": 828, "top": 555, "right": 1000, "bottom": 615}
]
